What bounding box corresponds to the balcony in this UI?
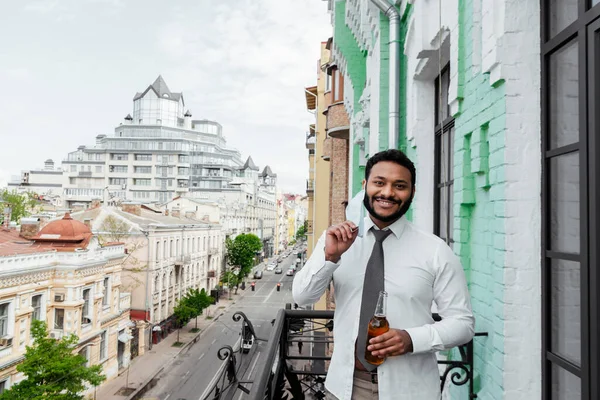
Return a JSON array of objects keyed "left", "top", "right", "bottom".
[
  {"left": 208, "top": 247, "right": 218, "bottom": 256},
  {"left": 306, "top": 179, "right": 314, "bottom": 194},
  {"left": 175, "top": 255, "right": 191, "bottom": 266},
  {"left": 325, "top": 102, "right": 350, "bottom": 139},
  {"left": 201, "top": 309, "right": 488, "bottom": 400},
  {"left": 119, "top": 292, "right": 131, "bottom": 311},
  {"left": 207, "top": 270, "right": 216, "bottom": 278}
]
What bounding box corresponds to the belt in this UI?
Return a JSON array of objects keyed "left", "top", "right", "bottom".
[{"left": 354, "top": 369, "right": 378, "bottom": 384}]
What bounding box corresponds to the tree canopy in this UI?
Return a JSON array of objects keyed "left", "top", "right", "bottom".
[
  {"left": 0, "top": 320, "right": 105, "bottom": 400},
  {"left": 0, "top": 189, "right": 37, "bottom": 224},
  {"left": 225, "top": 233, "right": 262, "bottom": 279},
  {"left": 295, "top": 220, "right": 308, "bottom": 241}
]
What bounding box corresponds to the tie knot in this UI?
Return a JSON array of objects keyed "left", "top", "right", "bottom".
[{"left": 371, "top": 228, "right": 392, "bottom": 242}]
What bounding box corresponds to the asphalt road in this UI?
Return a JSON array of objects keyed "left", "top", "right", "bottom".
[{"left": 143, "top": 252, "right": 300, "bottom": 400}]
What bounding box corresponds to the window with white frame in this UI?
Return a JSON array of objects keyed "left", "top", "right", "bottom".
[
  {"left": 81, "top": 288, "right": 91, "bottom": 324},
  {"left": 32, "top": 294, "right": 42, "bottom": 321},
  {"left": 0, "top": 379, "right": 7, "bottom": 394},
  {"left": 0, "top": 304, "right": 8, "bottom": 337},
  {"left": 54, "top": 308, "right": 64, "bottom": 330},
  {"left": 100, "top": 331, "right": 107, "bottom": 360},
  {"left": 102, "top": 277, "right": 110, "bottom": 306}
]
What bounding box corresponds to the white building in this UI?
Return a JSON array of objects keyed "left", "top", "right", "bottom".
[{"left": 7, "top": 159, "right": 63, "bottom": 206}]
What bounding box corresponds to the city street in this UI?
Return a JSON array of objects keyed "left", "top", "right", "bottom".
[{"left": 143, "top": 253, "right": 298, "bottom": 400}]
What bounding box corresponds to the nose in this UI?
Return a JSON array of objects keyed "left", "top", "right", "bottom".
[{"left": 380, "top": 184, "right": 393, "bottom": 198}]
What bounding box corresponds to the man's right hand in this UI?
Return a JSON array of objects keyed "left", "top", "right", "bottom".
[{"left": 325, "top": 221, "right": 359, "bottom": 263}]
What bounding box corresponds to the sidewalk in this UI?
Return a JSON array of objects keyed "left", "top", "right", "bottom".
[{"left": 94, "top": 290, "right": 248, "bottom": 400}]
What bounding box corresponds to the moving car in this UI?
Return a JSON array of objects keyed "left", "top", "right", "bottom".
[
  {"left": 286, "top": 268, "right": 294, "bottom": 276},
  {"left": 253, "top": 270, "right": 263, "bottom": 279},
  {"left": 266, "top": 263, "right": 276, "bottom": 271},
  {"left": 274, "top": 267, "right": 283, "bottom": 274}
]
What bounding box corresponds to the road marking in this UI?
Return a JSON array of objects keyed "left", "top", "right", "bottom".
[
  {"left": 263, "top": 284, "right": 278, "bottom": 303},
  {"left": 198, "top": 352, "right": 205, "bottom": 361},
  {"left": 237, "top": 352, "right": 261, "bottom": 400},
  {"left": 164, "top": 394, "right": 171, "bottom": 400},
  {"left": 221, "top": 327, "right": 227, "bottom": 333},
  {"left": 211, "top": 339, "right": 217, "bottom": 345},
  {"left": 184, "top": 370, "right": 190, "bottom": 377}
]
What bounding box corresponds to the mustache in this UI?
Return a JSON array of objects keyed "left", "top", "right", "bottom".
[{"left": 372, "top": 196, "right": 403, "bottom": 205}]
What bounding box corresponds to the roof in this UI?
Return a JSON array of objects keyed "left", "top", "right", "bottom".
[
  {"left": 31, "top": 213, "right": 93, "bottom": 251},
  {"left": 305, "top": 86, "right": 317, "bottom": 110},
  {"left": 260, "top": 165, "right": 277, "bottom": 178},
  {"left": 240, "top": 156, "right": 259, "bottom": 171},
  {"left": 133, "top": 75, "right": 184, "bottom": 104},
  {"left": 0, "top": 229, "right": 51, "bottom": 257}
]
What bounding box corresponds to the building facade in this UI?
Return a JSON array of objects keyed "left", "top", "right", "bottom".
[
  {"left": 7, "top": 159, "right": 63, "bottom": 206},
  {"left": 70, "top": 203, "right": 222, "bottom": 346},
  {"left": 0, "top": 215, "right": 132, "bottom": 395}
]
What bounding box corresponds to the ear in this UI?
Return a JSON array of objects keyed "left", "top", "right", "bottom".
[{"left": 361, "top": 179, "right": 366, "bottom": 190}]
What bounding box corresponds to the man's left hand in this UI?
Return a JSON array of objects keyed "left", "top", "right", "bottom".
[{"left": 367, "top": 329, "right": 413, "bottom": 358}]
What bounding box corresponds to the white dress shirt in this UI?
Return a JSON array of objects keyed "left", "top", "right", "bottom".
[{"left": 292, "top": 216, "right": 475, "bottom": 400}]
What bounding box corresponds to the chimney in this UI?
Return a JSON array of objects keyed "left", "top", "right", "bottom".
[
  {"left": 90, "top": 198, "right": 101, "bottom": 209},
  {"left": 171, "top": 207, "right": 181, "bottom": 218},
  {"left": 184, "top": 110, "right": 192, "bottom": 130},
  {"left": 121, "top": 202, "right": 141, "bottom": 216},
  {"left": 201, "top": 214, "right": 210, "bottom": 223},
  {"left": 44, "top": 159, "right": 54, "bottom": 171},
  {"left": 20, "top": 217, "right": 40, "bottom": 239},
  {"left": 164, "top": 209, "right": 169, "bottom": 216},
  {"left": 124, "top": 114, "right": 133, "bottom": 125},
  {"left": 83, "top": 218, "right": 92, "bottom": 229}
]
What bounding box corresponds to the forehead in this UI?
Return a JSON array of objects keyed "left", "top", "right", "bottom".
[{"left": 369, "top": 161, "right": 412, "bottom": 181}]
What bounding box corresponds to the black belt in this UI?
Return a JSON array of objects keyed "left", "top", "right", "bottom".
[{"left": 354, "top": 369, "right": 378, "bottom": 384}]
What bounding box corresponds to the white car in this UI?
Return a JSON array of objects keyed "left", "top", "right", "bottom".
[{"left": 266, "top": 263, "right": 277, "bottom": 271}]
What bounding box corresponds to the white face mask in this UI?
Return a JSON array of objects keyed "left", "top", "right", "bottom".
[{"left": 345, "top": 189, "right": 365, "bottom": 237}]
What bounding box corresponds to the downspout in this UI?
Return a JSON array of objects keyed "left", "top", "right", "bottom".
[{"left": 370, "top": 0, "right": 400, "bottom": 149}]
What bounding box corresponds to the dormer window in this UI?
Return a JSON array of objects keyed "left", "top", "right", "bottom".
[{"left": 162, "top": 94, "right": 169, "bottom": 98}]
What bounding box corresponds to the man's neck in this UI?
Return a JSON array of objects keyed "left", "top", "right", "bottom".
[{"left": 369, "top": 214, "right": 400, "bottom": 230}]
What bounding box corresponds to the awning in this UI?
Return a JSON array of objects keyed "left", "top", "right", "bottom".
[
  {"left": 305, "top": 86, "right": 317, "bottom": 110},
  {"left": 118, "top": 333, "right": 133, "bottom": 343}
]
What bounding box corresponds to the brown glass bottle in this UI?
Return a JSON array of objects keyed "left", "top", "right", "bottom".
[{"left": 364, "top": 291, "right": 389, "bottom": 366}]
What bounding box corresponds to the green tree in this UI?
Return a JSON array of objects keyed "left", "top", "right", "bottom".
[
  {"left": 222, "top": 271, "right": 241, "bottom": 295},
  {"left": 182, "top": 288, "right": 213, "bottom": 330},
  {"left": 295, "top": 221, "right": 307, "bottom": 241},
  {"left": 225, "top": 233, "right": 262, "bottom": 280},
  {"left": 0, "top": 189, "right": 37, "bottom": 224},
  {"left": 173, "top": 300, "right": 195, "bottom": 344},
  {"left": 0, "top": 320, "right": 105, "bottom": 400}
]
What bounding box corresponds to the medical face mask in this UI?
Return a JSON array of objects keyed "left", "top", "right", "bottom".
[{"left": 345, "top": 189, "right": 366, "bottom": 237}]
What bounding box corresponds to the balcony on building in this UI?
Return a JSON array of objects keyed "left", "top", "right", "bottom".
[
  {"left": 200, "top": 309, "right": 487, "bottom": 400},
  {"left": 305, "top": 124, "right": 316, "bottom": 150},
  {"left": 324, "top": 64, "right": 350, "bottom": 140},
  {"left": 174, "top": 255, "right": 191, "bottom": 266},
  {"left": 306, "top": 179, "right": 314, "bottom": 194}
]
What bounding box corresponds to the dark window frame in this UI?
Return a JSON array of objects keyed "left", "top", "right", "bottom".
[
  {"left": 541, "top": 1, "right": 600, "bottom": 399},
  {"left": 433, "top": 64, "right": 455, "bottom": 245}
]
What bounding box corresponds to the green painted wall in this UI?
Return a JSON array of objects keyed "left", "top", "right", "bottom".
[
  {"left": 378, "top": 15, "right": 390, "bottom": 152},
  {"left": 333, "top": 1, "right": 367, "bottom": 196},
  {"left": 451, "top": 0, "right": 506, "bottom": 398}
]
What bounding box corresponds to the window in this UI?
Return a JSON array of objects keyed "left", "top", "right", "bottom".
[
  {"left": 100, "top": 331, "right": 107, "bottom": 360},
  {"left": 155, "top": 241, "right": 160, "bottom": 260},
  {"left": 69, "top": 177, "right": 76, "bottom": 184},
  {"left": 32, "top": 295, "right": 42, "bottom": 321},
  {"left": 433, "top": 65, "right": 454, "bottom": 246},
  {"left": 81, "top": 289, "right": 91, "bottom": 324},
  {"left": 0, "top": 380, "right": 6, "bottom": 394},
  {"left": 54, "top": 308, "right": 64, "bottom": 330},
  {"left": 0, "top": 304, "right": 8, "bottom": 337},
  {"left": 135, "top": 154, "right": 152, "bottom": 161},
  {"left": 95, "top": 166, "right": 103, "bottom": 173},
  {"left": 332, "top": 68, "right": 344, "bottom": 102},
  {"left": 110, "top": 165, "right": 128, "bottom": 173},
  {"left": 70, "top": 165, "right": 76, "bottom": 172},
  {"left": 133, "top": 179, "right": 151, "bottom": 186},
  {"left": 78, "top": 347, "right": 89, "bottom": 366},
  {"left": 110, "top": 153, "right": 128, "bottom": 161},
  {"left": 102, "top": 278, "right": 110, "bottom": 306},
  {"left": 109, "top": 178, "right": 127, "bottom": 186},
  {"left": 134, "top": 166, "right": 152, "bottom": 174}
]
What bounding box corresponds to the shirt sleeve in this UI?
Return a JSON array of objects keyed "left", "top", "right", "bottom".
[
  {"left": 404, "top": 241, "right": 475, "bottom": 354},
  {"left": 292, "top": 232, "right": 340, "bottom": 307}
]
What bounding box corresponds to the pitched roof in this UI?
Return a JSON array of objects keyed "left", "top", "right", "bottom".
[
  {"left": 133, "top": 75, "right": 184, "bottom": 103},
  {"left": 240, "top": 156, "right": 259, "bottom": 171},
  {"left": 260, "top": 165, "right": 277, "bottom": 177}
]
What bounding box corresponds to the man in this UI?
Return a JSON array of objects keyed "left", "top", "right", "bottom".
[{"left": 292, "top": 149, "right": 474, "bottom": 400}]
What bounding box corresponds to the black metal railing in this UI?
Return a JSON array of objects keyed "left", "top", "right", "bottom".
[{"left": 204, "top": 309, "right": 487, "bottom": 400}]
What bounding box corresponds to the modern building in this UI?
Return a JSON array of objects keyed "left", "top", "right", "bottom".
[
  {"left": 6, "top": 159, "right": 63, "bottom": 206},
  {"left": 319, "top": 0, "right": 600, "bottom": 398},
  {"left": 61, "top": 76, "right": 244, "bottom": 208},
  {"left": 0, "top": 215, "right": 132, "bottom": 394},
  {"left": 69, "top": 202, "right": 222, "bottom": 346}
]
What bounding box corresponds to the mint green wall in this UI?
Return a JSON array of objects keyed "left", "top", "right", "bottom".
[
  {"left": 451, "top": 0, "right": 506, "bottom": 397},
  {"left": 333, "top": 1, "right": 367, "bottom": 196},
  {"left": 378, "top": 15, "right": 390, "bottom": 152}
]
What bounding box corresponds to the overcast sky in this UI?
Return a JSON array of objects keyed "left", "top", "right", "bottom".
[{"left": 0, "top": 0, "right": 332, "bottom": 194}]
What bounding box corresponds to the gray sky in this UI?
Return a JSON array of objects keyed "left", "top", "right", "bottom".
[{"left": 0, "top": 0, "right": 331, "bottom": 194}]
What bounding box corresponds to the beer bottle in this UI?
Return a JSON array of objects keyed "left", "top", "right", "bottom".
[{"left": 364, "top": 290, "right": 389, "bottom": 366}]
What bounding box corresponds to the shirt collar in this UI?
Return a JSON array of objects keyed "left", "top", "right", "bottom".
[{"left": 363, "top": 214, "right": 408, "bottom": 239}]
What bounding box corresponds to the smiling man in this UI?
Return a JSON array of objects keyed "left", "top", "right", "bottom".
[{"left": 292, "top": 149, "right": 475, "bottom": 400}]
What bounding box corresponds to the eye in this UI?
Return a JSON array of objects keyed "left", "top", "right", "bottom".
[
  {"left": 395, "top": 184, "right": 406, "bottom": 190},
  {"left": 373, "top": 181, "right": 383, "bottom": 186}
]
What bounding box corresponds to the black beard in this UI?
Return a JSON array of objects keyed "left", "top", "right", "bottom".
[{"left": 363, "top": 191, "right": 413, "bottom": 223}]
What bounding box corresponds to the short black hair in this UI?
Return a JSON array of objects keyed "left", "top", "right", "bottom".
[{"left": 365, "top": 149, "right": 416, "bottom": 186}]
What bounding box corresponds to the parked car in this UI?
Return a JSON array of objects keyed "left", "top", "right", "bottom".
[
  {"left": 241, "top": 325, "right": 254, "bottom": 353},
  {"left": 286, "top": 268, "right": 294, "bottom": 276},
  {"left": 274, "top": 267, "right": 283, "bottom": 274},
  {"left": 254, "top": 270, "right": 263, "bottom": 279}
]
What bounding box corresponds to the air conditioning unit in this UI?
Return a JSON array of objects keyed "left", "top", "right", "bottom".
[
  {"left": 49, "top": 330, "right": 63, "bottom": 340},
  {"left": 54, "top": 293, "right": 65, "bottom": 302},
  {"left": 0, "top": 336, "right": 13, "bottom": 347}
]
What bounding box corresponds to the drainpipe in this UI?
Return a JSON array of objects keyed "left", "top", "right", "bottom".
[{"left": 370, "top": 0, "right": 400, "bottom": 149}]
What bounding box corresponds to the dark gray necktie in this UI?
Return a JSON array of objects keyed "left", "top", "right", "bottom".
[{"left": 356, "top": 228, "right": 392, "bottom": 371}]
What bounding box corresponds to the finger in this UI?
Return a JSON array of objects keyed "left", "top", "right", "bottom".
[
  {"left": 368, "top": 336, "right": 399, "bottom": 351},
  {"left": 338, "top": 225, "right": 348, "bottom": 242},
  {"left": 369, "top": 331, "right": 395, "bottom": 344},
  {"left": 345, "top": 220, "right": 358, "bottom": 231},
  {"left": 341, "top": 223, "right": 354, "bottom": 240},
  {"left": 332, "top": 227, "right": 344, "bottom": 242},
  {"left": 371, "top": 342, "right": 405, "bottom": 357}
]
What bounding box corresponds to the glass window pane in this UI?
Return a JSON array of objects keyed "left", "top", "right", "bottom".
[
  {"left": 549, "top": 40, "right": 579, "bottom": 149},
  {"left": 550, "top": 259, "right": 581, "bottom": 365},
  {"left": 448, "top": 183, "right": 454, "bottom": 243},
  {"left": 439, "top": 187, "right": 447, "bottom": 240},
  {"left": 440, "top": 132, "right": 450, "bottom": 183},
  {"left": 448, "top": 127, "right": 455, "bottom": 180},
  {"left": 549, "top": 152, "right": 580, "bottom": 253},
  {"left": 551, "top": 364, "right": 580, "bottom": 399},
  {"left": 549, "top": 0, "right": 578, "bottom": 37}
]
